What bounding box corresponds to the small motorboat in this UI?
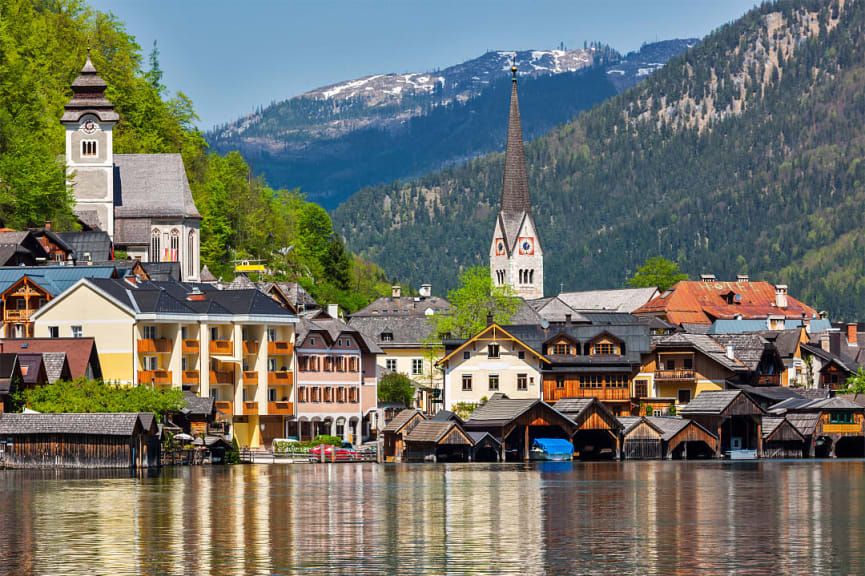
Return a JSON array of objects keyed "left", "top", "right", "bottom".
[{"left": 529, "top": 438, "right": 574, "bottom": 461}]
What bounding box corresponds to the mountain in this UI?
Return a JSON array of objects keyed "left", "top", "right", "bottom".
[
  {"left": 207, "top": 41, "right": 695, "bottom": 208},
  {"left": 333, "top": 0, "right": 865, "bottom": 321}
]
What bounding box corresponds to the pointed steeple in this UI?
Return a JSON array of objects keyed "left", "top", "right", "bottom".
[
  {"left": 61, "top": 48, "right": 119, "bottom": 124},
  {"left": 500, "top": 54, "right": 531, "bottom": 213}
]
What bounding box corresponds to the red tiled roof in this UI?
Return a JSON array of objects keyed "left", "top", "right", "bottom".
[
  {"left": 0, "top": 338, "right": 98, "bottom": 380},
  {"left": 633, "top": 281, "right": 818, "bottom": 325}
]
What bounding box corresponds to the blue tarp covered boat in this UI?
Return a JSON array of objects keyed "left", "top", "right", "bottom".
[{"left": 530, "top": 438, "right": 574, "bottom": 461}]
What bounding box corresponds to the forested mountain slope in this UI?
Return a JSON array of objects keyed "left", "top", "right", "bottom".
[
  {"left": 207, "top": 41, "right": 695, "bottom": 209},
  {"left": 334, "top": 0, "right": 865, "bottom": 320}
]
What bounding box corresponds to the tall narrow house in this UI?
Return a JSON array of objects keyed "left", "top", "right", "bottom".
[
  {"left": 62, "top": 50, "right": 202, "bottom": 281},
  {"left": 489, "top": 58, "right": 543, "bottom": 300}
]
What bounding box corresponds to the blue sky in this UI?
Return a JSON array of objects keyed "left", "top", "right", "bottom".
[{"left": 88, "top": 0, "right": 759, "bottom": 130}]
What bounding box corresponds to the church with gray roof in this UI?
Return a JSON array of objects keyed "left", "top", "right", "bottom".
[{"left": 61, "top": 52, "right": 201, "bottom": 281}]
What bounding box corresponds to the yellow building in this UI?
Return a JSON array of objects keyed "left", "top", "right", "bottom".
[{"left": 31, "top": 277, "right": 297, "bottom": 449}]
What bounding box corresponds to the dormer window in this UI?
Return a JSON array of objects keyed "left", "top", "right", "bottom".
[
  {"left": 592, "top": 343, "right": 617, "bottom": 355},
  {"left": 488, "top": 344, "right": 500, "bottom": 359},
  {"left": 381, "top": 332, "right": 393, "bottom": 342},
  {"left": 81, "top": 140, "right": 97, "bottom": 157},
  {"left": 554, "top": 343, "right": 569, "bottom": 355}
]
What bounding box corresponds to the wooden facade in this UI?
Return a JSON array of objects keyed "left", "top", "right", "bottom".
[
  {"left": 381, "top": 409, "right": 425, "bottom": 461},
  {"left": 554, "top": 398, "right": 622, "bottom": 459},
  {"left": 2, "top": 277, "right": 50, "bottom": 339},
  {"left": 621, "top": 418, "right": 663, "bottom": 460},
  {"left": 680, "top": 391, "right": 765, "bottom": 457},
  {"left": 403, "top": 421, "right": 475, "bottom": 462},
  {"left": 762, "top": 417, "right": 807, "bottom": 459}
]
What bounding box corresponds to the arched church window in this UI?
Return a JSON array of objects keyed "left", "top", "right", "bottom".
[
  {"left": 529, "top": 269, "right": 534, "bottom": 284},
  {"left": 151, "top": 229, "right": 160, "bottom": 262},
  {"left": 170, "top": 229, "right": 180, "bottom": 262},
  {"left": 188, "top": 231, "right": 195, "bottom": 277}
]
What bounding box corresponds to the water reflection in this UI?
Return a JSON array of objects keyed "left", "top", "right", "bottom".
[{"left": 1, "top": 461, "right": 865, "bottom": 575}]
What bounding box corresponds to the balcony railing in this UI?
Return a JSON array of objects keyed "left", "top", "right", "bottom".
[
  {"left": 209, "top": 369, "right": 234, "bottom": 385},
  {"left": 181, "top": 370, "right": 200, "bottom": 385},
  {"left": 137, "top": 339, "right": 173, "bottom": 354},
  {"left": 214, "top": 401, "right": 233, "bottom": 415},
  {"left": 209, "top": 340, "right": 233, "bottom": 355},
  {"left": 654, "top": 369, "right": 695, "bottom": 381},
  {"left": 267, "top": 401, "right": 293, "bottom": 415},
  {"left": 138, "top": 370, "right": 172, "bottom": 385},
  {"left": 242, "top": 371, "right": 259, "bottom": 385},
  {"left": 242, "top": 401, "right": 258, "bottom": 415},
  {"left": 242, "top": 341, "right": 259, "bottom": 355},
  {"left": 754, "top": 374, "right": 781, "bottom": 386},
  {"left": 181, "top": 339, "right": 199, "bottom": 354},
  {"left": 268, "top": 341, "right": 293, "bottom": 355},
  {"left": 4, "top": 309, "right": 34, "bottom": 323},
  {"left": 268, "top": 371, "right": 293, "bottom": 386}
]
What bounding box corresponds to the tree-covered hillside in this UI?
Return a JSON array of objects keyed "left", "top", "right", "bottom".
[
  {"left": 0, "top": 0, "right": 392, "bottom": 312},
  {"left": 334, "top": 0, "right": 865, "bottom": 320}
]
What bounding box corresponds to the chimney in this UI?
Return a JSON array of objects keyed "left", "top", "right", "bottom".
[
  {"left": 187, "top": 287, "right": 206, "bottom": 301},
  {"left": 848, "top": 323, "right": 858, "bottom": 346},
  {"left": 486, "top": 312, "right": 494, "bottom": 327},
  {"left": 419, "top": 284, "right": 432, "bottom": 298},
  {"left": 775, "top": 285, "right": 788, "bottom": 309},
  {"left": 327, "top": 303, "right": 339, "bottom": 318},
  {"left": 565, "top": 313, "right": 572, "bottom": 326},
  {"left": 736, "top": 274, "right": 749, "bottom": 282},
  {"left": 726, "top": 345, "right": 735, "bottom": 360},
  {"left": 820, "top": 333, "right": 831, "bottom": 353},
  {"left": 44, "top": 221, "right": 51, "bottom": 230},
  {"left": 391, "top": 285, "right": 401, "bottom": 298},
  {"left": 700, "top": 274, "right": 716, "bottom": 282}
]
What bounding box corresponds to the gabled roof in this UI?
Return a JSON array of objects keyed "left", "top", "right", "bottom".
[
  {"left": 646, "top": 416, "right": 719, "bottom": 441},
  {"left": 296, "top": 313, "right": 383, "bottom": 354},
  {"left": 404, "top": 420, "right": 469, "bottom": 444},
  {"left": 56, "top": 231, "right": 112, "bottom": 262},
  {"left": 0, "top": 413, "right": 142, "bottom": 436},
  {"left": 0, "top": 231, "right": 48, "bottom": 264},
  {"left": 141, "top": 262, "right": 181, "bottom": 282},
  {"left": 41, "top": 352, "right": 69, "bottom": 384},
  {"left": 709, "top": 333, "right": 775, "bottom": 371},
  {"left": 784, "top": 413, "right": 822, "bottom": 436},
  {"left": 761, "top": 416, "right": 806, "bottom": 442},
  {"left": 0, "top": 354, "right": 19, "bottom": 395},
  {"left": 438, "top": 323, "right": 549, "bottom": 365},
  {"left": 0, "top": 338, "right": 100, "bottom": 380},
  {"left": 652, "top": 333, "right": 747, "bottom": 372},
  {"left": 634, "top": 280, "right": 819, "bottom": 325},
  {"left": 800, "top": 342, "right": 860, "bottom": 374},
  {"left": 679, "top": 390, "right": 764, "bottom": 415},
  {"left": 349, "top": 294, "right": 450, "bottom": 318},
  {"left": 113, "top": 154, "right": 201, "bottom": 219},
  {"left": 525, "top": 297, "right": 589, "bottom": 324},
  {"left": 347, "top": 316, "right": 437, "bottom": 348},
  {"left": 0, "top": 265, "right": 118, "bottom": 296},
  {"left": 557, "top": 287, "right": 660, "bottom": 313},
  {"left": 182, "top": 391, "right": 214, "bottom": 416},
  {"left": 430, "top": 410, "right": 465, "bottom": 425},
  {"left": 17, "top": 354, "right": 46, "bottom": 385},
  {"left": 465, "top": 396, "right": 575, "bottom": 430},
  {"left": 382, "top": 409, "right": 424, "bottom": 433}
]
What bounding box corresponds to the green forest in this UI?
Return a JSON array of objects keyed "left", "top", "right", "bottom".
[
  {"left": 334, "top": 0, "right": 865, "bottom": 320},
  {"left": 0, "top": 0, "right": 392, "bottom": 312}
]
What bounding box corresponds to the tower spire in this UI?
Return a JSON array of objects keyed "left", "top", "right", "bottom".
[{"left": 500, "top": 52, "right": 530, "bottom": 213}]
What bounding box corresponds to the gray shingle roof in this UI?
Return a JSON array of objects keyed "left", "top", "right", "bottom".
[
  {"left": 645, "top": 417, "right": 708, "bottom": 441},
  {"left": 466, "top": 397, "right": 539, "bottom": 423},
  {"left": 557, "top": 287, "right": 659, "bottom": 313},
  {"left": 679, "top": 390, "right": 747, "bottom": 415},
  {"left": 183, "top": 391, "right": 214, "bottom": 416},
  {"left": 404, "top": 420, "right": 461, "bottom": 444},
  {"left": 42, "top": 352, "right": 67, "bottom": 384},
  {"left": 0, "top": 413, "right": 142, "bottom": 436},
  {"left": 466, "top": 430, "right": 502, "bottom": 446},
  {"left": 382, "top": 409, "right": 424, "bottom": 433},
  {"left": 113, "top": 218, "right": 150, "bottom": 245},
  {"left": 430, "top": 410, "right": 464, "bottom": 425},
  {"left": 350, "top": 295, "right": 450, "bottom": 318},
  {"left": 761, "top": 416, "right": 786, "bottom": 439},
  {"left": 56, "top": 231, "right": 112, "bottom": 262},
  {"left": 784, "top": 413, "right": 821, "bottom": 436},
  {"left": 349, "top": 315, "right": 436, "bottom": 347},
  {"left": 113, "top": 154, "right": 201, "bottom": 219},
  {"left": 653, "top": 333, "right": 747, "bottom": 372},
  {"left": 709, "top": 333, "right": 771, "bottom": 371},
  {"left": 617, "top": 416, "right": 647, "bottom": 435},
  {"left": 525, "top": 297, "right": 589, "bottom": 323},
  {"left": 296, "top": 313, "right": 383, "bottom": 354},
  {"left": 552, "top": 397, "right": 595, "bottom": 417}
]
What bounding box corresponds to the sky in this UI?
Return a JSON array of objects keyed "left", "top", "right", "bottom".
[{"left": 88, "top": 0, "right": 759, "bottom": 130}]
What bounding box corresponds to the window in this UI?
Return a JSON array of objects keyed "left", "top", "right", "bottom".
[
  {"left": 298, "top": 387, "right": 307, "bottom": 402},
  {"left": 488, "top": 374, "right": 499, "bottom": 391},
  {"left": 268, "top": 357, "right": 278, "bottom": 372},
  {"left": 554, "top": 343, "right": 569, "bottom": 355},
  {"left": 71, "top": 325, "right": 83, "bottom": 338},
  {"left": 462, "top": 374, "right": 472, "bottom": 391},
  {"left": 683, "top": 358, "right": 693, "bottom": 370},
  {"left": 666, "top": 359, "right": 675, "bottom": 370},
  {"left": 385, "top": 358, "right": 397, "bottom": 372},
  {"left": 170, "top": 229, "right": 180, "bottom": 262},
  {"left": 310, "top": 337, "right": 316, "bottom": 346},
  {"left": 187, "top": 231, "right": 195, "bottom": 278},
  {"left": 324, "top": 387, "right": 333, "bottom": 402},
  {"left": 242, "top": 388, "right": 248, "bottom": 402},
  {"left": 81, "top": 140, "right": 97, "bottom": 157},
  {"left": 181, "top": 357, "right": 189, "bottom": 371},
  {"left": 556, "top": 376, "right": 565, "bottom": 390},
  {"left": 634, "top": 380, "right": 648, "bottom": 398},
  {"left": 181, "top": 326, "right": 189, "bottom": 340},
  {"left": 488, "top": 344, "right": 500, "bottom": 359},
  {"left": 268, "top": 328, "right": 277, "bottom": 342},
  {"left": 518, "top": 351, "right": 525, "bottom": 360},
  {"left": 677, "top": 389, "right": 692, "bottom": 404},
  {"left": 268, "top": 388, "right": 277, "bottom": 402},
  {"left": 143, "top": 325, "right": 157, "bottom": 340},
  {"left": 210, "top": 389, "right": 218, "bottom": 400},
  {"left": 151, "top": 229, "right": 160, "bottom": 262},
  {"left": 411, "top": 358, "right": 423, "bottom": 375},
  {"left": 592, "top": 343, "right": 616, "bottom": 355},
  {"left": 142, "top": 356, "right": 157, "bottom": 370},
  {"left": 381, "top": 332, "right": 394, "bottom": 342},
  {"left": 463, "top": 351, "right": 470, "bottom": 360},
  {"left": 210, "top": 327, "right": 219, "bottom": 342},
  {"left": 48, "top": 326, "right": 59, "bottom": 338},
  {"left": 830, "top": 412, "right": 854, "bottom": 424},
  {"left": 517, "top": 373, "right": 528, "bottom": 391}
]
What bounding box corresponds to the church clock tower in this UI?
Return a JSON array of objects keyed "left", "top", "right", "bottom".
[
  {"left": 61, "top": 49, "right": 119, "bottom": 238},
  {"left": 489, "top": 57, "right": 544, "bottom": 300}
]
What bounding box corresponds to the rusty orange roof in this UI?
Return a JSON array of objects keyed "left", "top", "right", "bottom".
[{"left": 632, "top": 280, "right": 818, "bottom": 325}]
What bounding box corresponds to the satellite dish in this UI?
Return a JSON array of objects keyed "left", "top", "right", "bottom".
[{"left": 541, "top": 319, "right": 550, "bottom": 329}]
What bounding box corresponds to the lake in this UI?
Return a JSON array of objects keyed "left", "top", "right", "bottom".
[{"left": 1, "top": 461, "right": 864, "bottom": 575}]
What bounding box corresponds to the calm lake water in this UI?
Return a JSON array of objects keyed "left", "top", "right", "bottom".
[{"left": 1, "top": 461, "right": 864, "bottom": 575}]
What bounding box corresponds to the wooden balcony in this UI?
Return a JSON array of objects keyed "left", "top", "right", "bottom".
[
  {"left": 214, "top": 401, "right": 233, "bottom": 414},
  {"left": 209, "top": 340, "right": 233, "bottom": 355},
  {"left": 242, "top": 401, "right": 258, "bottom": 415},
  {"left": 242, "top": 371, "right": 259, "bottom": 385},
  {"left": 137, "top": 339, "right": 172, "bottom": 354},
  {"left": 654, "top": 369, "right": 695, "bottom": 381},
  {"left": 209, "top": 369, "right": 234, "bottom": 385},
  {"left": 242, "top": 341, "right": 259, "bottom": 355},
  {"left": 181, "top": 370, "right": 200, "bottom": 385},
  {"left": 4, "top": 309, "right": 35, "bottom": 323},
  {"left": 268, "top": 371, "right": 293, "bottom": 386},
  {"left": 138, "top": 370, "right": 172, "bottom": 385},
  {"left": 181, "top": 339, "right": 200, "bottom": 354},
  {"left": 268, "top": 401, "right": 293, "bottom": 415},
  {"left": 754, "top": 374, "right": 781, "bottom": 386},
  {"left": 268, "top": 341, "right": 293, "bottom": 355}
]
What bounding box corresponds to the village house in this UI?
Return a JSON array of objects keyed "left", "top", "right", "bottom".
[
  {"left": 30, "top": 278, "right": 297, "bottom": 449},
  {"left": 62, "top": 52, "right": 202, "bottom": 281},
  {"left": 293, "top": 308, "right": 381, "bottom": 444},
  {"left": 0, "top": 338, "right": 102, "bottom": 382},
  {"left": 769, "top": 396, "right": 865, "bottom": 457}
]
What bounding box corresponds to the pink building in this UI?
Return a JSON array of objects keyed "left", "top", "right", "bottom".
[{"left": 291, "top": 309, "right": 381, "bottom": 444}]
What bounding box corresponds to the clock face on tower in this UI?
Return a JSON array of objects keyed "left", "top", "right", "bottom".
[
  {"left": 495, "top": 238, "right": 505, "bottom": 256},
  {"left": 519, "top": 237, "right": 534, "bottom": 255},
  {"left": 82, "top": 120, "right": 97, "bottom": 135}
]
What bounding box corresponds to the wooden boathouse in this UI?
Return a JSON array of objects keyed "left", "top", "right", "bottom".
[
  {"left": 553, "top": 397, "right": 623, "bottom": 459},
  {"left": 761, "top": 416, "right": 807, "bottom": 458},
  {"left": 403, "top": 420, "right": 474, "bottom": 462},
  {"left": 381, "top": 409, "right": 425, "bottom": 461},
  {"left": 618, "top": 416, "right": 718, "bottom": 459},
  {"left": 0, "top": 412, "right": 159, "bottom": 469},
  {"left": 679, "top": 390, "right": 765, "bottom": 457},
  {"left": 769, "top": 396, "right": 865, "bottom": 457}
]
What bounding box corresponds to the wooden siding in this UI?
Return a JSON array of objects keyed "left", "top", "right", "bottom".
[
  {"left": 722, "top": 393, "right": 764, "bottom": 417},
  {"left": 817, "top": 412, "right": 865, "bottom": 436},
  {"left": 440, "top": 427, "right": 472, "bottom": 446},
  {"left": 666, "top": 422, "right": 718, "bottom": 455},
  {"left": 542, "top": 374, "right": 631, "bottom": 403},
  {"left": 1, "top": 433, "right": 154, "bottom": 469},
  {"left": 625, "top": 420, "right": 662, "bottom": 440}
]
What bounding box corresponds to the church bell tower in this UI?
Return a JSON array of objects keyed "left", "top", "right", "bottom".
[
  {"left": 61, "top": 49, "right": 119, "bottom": 238},
  {"left": 489, "top": 56, "right": 544, "bottom": 300}
]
